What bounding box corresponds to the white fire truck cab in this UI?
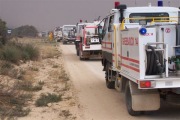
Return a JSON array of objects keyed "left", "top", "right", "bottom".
[
  {"left": 54, "top": 27, "right": 63, "bottom": 42},
  {"left": 62, "top": 25, "right": 76, "bottom": 44},
  {"left": 100, "top": 1, "right": 180, "bottom": 116}
]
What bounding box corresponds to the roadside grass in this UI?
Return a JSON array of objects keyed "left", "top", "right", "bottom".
[
  {"left": 52, "top": 64, "right": 59, "bottom": 68},
  {"left": 0, "top": 38, "right": 42, "bottom": 118},
  {"left": 59, "top": 110, "right": 72, "bottom": 118},
  {"left": 0, "top": 41, "right": 40, "bottom": 64},
  {"left": 0, "top": 83, "right": 32, "bottom": 119},
  {"left": 16, "top": 80, "right": 43, "bottom": 92},
  {"left": 0, "top": 61, "right": 26, "bottom": 80},
  {"left": 0, "top": 37, "right": 72, "bottom": 118},
  {"left": 35, "top": 93, "right": 62, "bottom": 107},
  {"left": 59, "top": 69, "right": 70, "bottom": 81},
  {"left": 38, "top": 80, "right": 45, "bottom": 86},
  {"left": 62, "top": 83, "right": 70, "bottom": 91},
  {"left": 29, "top": 66, "right": 39, "bottom": 71},
  {"left": 0, "top": 61, "right": 14, "bottom": 75},
  {"left": 39, "top": 43, "right": 60, "bottom": 59}
]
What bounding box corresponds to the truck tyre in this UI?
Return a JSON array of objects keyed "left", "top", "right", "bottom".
[
  {"left": 125, "top": 82, "right": 141, "bottom": 116},
  {"left": 105, "top": 62, "right": 115, "bottom": 89},
  {"left": 77, "top": 50, "right": 79, "bottom": 56},
  {"left": 77, "top": 47, "right": 79, "bottom": 56},
  {"left": 79, "top": 50, "right": 83, "bottom": 60},
  {"left": 63, "top": 41, "right": 66, "bottom": 45}
]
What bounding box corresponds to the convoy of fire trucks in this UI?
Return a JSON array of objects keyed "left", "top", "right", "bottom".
[{"left": 58, "top": 0, "right": 180, "bottom": 116}]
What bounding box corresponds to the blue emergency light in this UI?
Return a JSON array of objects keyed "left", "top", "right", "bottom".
[
  {"left": 139, "top": 28, "right": 147, "bottom": 35},
  {"left": 158, "top": 1, "right": 163, "bottom": 7}
]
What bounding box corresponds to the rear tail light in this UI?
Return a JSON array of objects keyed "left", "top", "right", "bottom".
[{"left": 140, "top": 81, "right": 156, "bottom": 88}]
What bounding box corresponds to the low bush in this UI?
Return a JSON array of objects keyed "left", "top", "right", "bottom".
[
  {"left": 22, "top": 44, "right": 39, "bottom": 61},
  {"left": 35, "top": 93, "right": 62, "bottom": 107},
  {"left": 0, "top": 45, "right": 21, "bottom": 63},
  {"left": 0, "top": 42, "right": 39, "bottom": 64},
  {"left": 17, "top": 81, "right": 43, "bottom": 92}
]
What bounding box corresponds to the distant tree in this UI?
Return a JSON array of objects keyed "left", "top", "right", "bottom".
[
  {"left": 12, "top": 25, "right": 38, "bottom": 37},
  {"left": 0, "top": 19, "right": 7, "bottom": 45}
]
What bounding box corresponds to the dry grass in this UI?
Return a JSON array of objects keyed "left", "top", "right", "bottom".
[
  {"left": 0, "top": 37, "right": 74, "bottom": 119},
  {"left": 0, "top": 61, "right": 26, "bottom": 80},
  {"left": 59, "top": 110, "right": 72, "bottom": 118},
  {"left": 16, "top": 80, "right": 43, "bottom": 92},
  {"left": 59, "top": 69, "right": 70, "bottom": 81},
  {"left": 0, "top": 81, "right": 32, "bottom": 119},
  {"left": 40, "top": 44, "right": 61, "bottom": 59}
]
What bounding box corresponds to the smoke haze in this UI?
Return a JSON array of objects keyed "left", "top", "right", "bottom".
[{"left": 0, "top": 0, "right": 179, "bottom": 31}]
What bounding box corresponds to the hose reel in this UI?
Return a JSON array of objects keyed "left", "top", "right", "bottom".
[{"left": 146, "top": 45, "right": 164, "bottom": 75}]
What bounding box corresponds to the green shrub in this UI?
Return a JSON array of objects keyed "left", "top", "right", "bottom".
[
  {"left": 23, "top": 44, "right": 39, "bottom": 61},
  {"left": 0, "top": 42, "right": 40, "bottom": 64},
  {"left": 35, "top": 93, "right": 62, "bottom": 107},
  {"left": 17, "top": 81, "right": 43, "bottom": 92},
  {"left": 0, "top": 45, "right": 21, "bottom": 63}
]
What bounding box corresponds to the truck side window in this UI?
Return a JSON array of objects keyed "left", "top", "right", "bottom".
[
  {"left": 129, "top": 13, "right": 169, "bottom": 23},
  {"left": 108, "top": 16, "right": 114, "bottom": 32},
  {"left": 178, "top": 12, "right": 180, "bottom": 24},
  {"left": 102, "top": 18, "right": 108, "bottom": 39}
]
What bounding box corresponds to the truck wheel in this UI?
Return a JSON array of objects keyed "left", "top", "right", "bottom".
[
  {"left": 79, "top": 56, "right": 82, "bottom": 60},
  {"left": 79, "top": 50, "right": 83, "bottom": 60},
  {"left": 77, "top": 48, "right": 79, "bottom": 56},
  {"left": 105, "top": 63, "right": 115, "bottom": 89},
  {"left": 125, "top": 82, "right": 141, "bottom": 116},
  {"left": 63, "top": 41, "right": 66, "bottom": 44}
]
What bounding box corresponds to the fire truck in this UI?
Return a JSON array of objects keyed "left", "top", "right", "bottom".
[
  {"left": 53, "top": 27, "right": 63, "bottom": 42},
  {"left": 75, "top": 21, "right": 103, "bottom": 60},
  {"left": 99, "top": 1, "right": 180, "bottom": 115},
  {"left": 62, "top": 25, "right": 76, "bottom": 44}
]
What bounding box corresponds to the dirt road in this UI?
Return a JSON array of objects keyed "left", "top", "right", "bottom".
[{"left": 61, "top": 44, "right": 180, "bottom": 120}]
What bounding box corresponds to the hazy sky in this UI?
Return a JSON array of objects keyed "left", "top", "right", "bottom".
[{"left": 0, "top": 0, "right": 180, "bottom": 31}]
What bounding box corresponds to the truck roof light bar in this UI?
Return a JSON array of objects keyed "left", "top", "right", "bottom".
[{"left": 115, "top": 2, "right": 120, "bottom": 9}]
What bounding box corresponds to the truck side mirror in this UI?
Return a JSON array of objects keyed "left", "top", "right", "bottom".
[{"left": 73, "top": 27, "right": 77, "bottom": 33}]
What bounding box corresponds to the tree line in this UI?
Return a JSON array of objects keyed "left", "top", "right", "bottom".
[{"left": 0, "top": 19, "right": 38, "bottom": 45}]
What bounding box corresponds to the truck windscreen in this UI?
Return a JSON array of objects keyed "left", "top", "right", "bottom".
[{"left": 129, "top": 12, "right": 169, "bottom": 23}]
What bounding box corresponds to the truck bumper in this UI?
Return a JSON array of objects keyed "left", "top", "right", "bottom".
[{"left": 80, "top": 50, "right": 102, "bottom": 59}]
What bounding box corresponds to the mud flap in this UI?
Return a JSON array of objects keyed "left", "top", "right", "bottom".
[{"left": 129, "top": 81, "right": 160, "bottom": 111}]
